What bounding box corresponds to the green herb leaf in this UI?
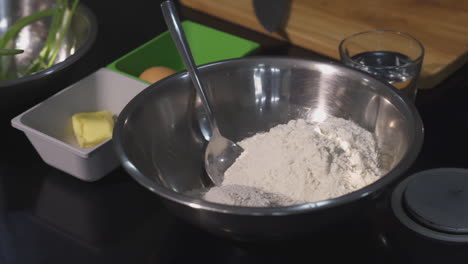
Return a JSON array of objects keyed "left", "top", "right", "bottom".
[
  {"left": 1, "top": 0, "right": 80, "bottom": 80},
  {"left": 0, "top": 48, "right": 24, "bottom": 55},
  {"left": 0, "top": 8, "right": 56, "bottom": 49}
]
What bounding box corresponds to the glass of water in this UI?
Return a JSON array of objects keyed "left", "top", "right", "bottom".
[{"left": 339, "top": 30, "right": 424, "bottom": 100}]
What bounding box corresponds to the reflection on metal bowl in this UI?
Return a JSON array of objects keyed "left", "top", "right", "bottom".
[
  {"left": 114, "top": 57, "right": 424, "bottom": 241},
  {"left": 0, "top": 0, "right": 97, "bottom": 120}
]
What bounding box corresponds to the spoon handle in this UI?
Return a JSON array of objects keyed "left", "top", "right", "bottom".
[{"left": 161, "top": 0, "right": 214, "bottom": 120}]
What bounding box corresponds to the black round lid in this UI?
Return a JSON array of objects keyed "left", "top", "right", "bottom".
[{"left": 403, "top": 168, "right": 468, "bottom": 234}]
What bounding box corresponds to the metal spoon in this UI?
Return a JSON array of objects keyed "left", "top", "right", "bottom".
[{"left": 161, "top": 0, "right": 243, "bottom": 186}]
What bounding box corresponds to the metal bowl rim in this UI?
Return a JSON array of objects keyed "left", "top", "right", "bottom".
[
  {"left": 114, "top": 56, "right": 424, "bottom": 216},
  {"left": 0, "top": 4, "right": 98, "bottom": 88}
]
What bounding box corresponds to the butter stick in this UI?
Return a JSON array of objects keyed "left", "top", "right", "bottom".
[{"left": 72, "top": 111, "right": 114, "bottom": 148}]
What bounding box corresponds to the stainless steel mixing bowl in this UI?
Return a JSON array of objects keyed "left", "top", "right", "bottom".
[
  {"left": 114, "top": 57, "right": 424, "bottom": 241},
  {"left": 0, "top": 0, "right": 97, "bottom": 86},
  {"left": 0, "top": 0, "right": 97, "bottom": 123}
]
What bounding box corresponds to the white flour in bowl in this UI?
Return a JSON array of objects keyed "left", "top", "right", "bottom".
[{"left": 203, "top": 117, "right": 382, "bottom": 207}]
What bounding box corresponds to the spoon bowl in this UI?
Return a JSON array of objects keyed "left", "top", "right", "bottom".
[{"left": 205, "top": 129, "right": 244, "bottom": 186}]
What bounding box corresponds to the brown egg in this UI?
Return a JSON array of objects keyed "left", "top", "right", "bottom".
[{"left": 139, "top": 66, "right": 176, "bottom": 83}]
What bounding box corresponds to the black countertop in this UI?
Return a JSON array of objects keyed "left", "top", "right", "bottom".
[{"left": 1, "top": 1, "right": 468, "bottom": 263}]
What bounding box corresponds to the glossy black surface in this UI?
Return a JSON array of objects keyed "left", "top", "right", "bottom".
[{"left": 1, "top": 0, "right": 468, "bottom": 263}]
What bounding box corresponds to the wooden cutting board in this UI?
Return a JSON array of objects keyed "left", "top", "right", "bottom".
[{"left": 180, "top": 0, "right": 468, "bottom": 89}]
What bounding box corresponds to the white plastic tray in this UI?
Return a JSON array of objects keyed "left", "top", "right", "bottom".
[{"left": 12, "top": 68, "right": 148, "bottom": 181}]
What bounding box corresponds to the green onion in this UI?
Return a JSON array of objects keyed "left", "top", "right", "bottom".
[
  {"left": 0, "top": 8, "right": 56, "bottom": 49},
  {"left": 0, "top": 49, "right": 24, "bottom": 55},
  {"left": 47, "top": 0, "right": 80, "bottom": 68},
  {"left": 0, "top": 0, "right": 80, "bottom": 80},
  {"left": 0, "top": 8, "right": 56, "bottom": 80}
]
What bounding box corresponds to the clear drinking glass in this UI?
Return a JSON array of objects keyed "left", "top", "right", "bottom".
[{"left": 339, "top": 30, "right": 424, "bottom": 100}]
